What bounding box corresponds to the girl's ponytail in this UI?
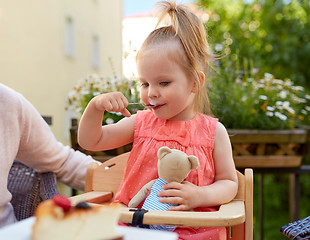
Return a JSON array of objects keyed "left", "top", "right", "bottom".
[
  {"left": 137, "top": 1, "right": 213, "bottom": 114},
  {"left": 156, "top": 1, "right": 211, "bottom": 74}
]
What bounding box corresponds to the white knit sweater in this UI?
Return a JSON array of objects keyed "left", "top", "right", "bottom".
[{"left": 0, "top": 83, "right": 100, "bottom": 227}]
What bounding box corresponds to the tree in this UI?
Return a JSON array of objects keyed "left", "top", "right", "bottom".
[{"left": 199, "top": 0, "right": 310, "bottom": 86}]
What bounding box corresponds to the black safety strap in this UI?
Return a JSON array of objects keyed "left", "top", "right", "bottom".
[{"left": 129, "top": 209, "right": 150, "bottom": 228}]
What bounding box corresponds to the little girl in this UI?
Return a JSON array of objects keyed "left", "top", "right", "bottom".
[{"left": 78, "top": 1, "right": 238, "bottom": 239}]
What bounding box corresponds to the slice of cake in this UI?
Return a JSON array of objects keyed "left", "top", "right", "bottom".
[{"left": 32, "top": 195, "right": 123, "bottom": 240}]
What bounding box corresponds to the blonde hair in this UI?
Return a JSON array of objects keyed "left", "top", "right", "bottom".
[{"left": 136, "top": 0, "right": 212, "bottom": 114}]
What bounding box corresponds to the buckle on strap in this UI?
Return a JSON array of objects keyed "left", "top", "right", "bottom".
[{"left": 129, "top": 209, "right": 150, "bottom": 228}]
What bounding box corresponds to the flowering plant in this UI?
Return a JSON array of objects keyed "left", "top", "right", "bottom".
[
  {"left": 66, "top": 74, "right": 143, "bottom": 125},
  {"left": 208, "top": 56, "right": 310, "bottom": 129}
]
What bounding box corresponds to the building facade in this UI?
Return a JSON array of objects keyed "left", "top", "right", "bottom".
[{"left": 0, "top": 0, "right": 123, "bottom": 144}]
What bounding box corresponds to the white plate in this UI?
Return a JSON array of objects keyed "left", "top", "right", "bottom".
[{"left": 0, "top": 217, "right": 178, "bottom": 240}]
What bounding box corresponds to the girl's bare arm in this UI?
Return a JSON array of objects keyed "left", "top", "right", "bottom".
[
  {"left": 78, "top": 92, "right": 136, "bottom": 151},
  {"left": 200, "top": 121, "right": 239, "bottom": 206}
]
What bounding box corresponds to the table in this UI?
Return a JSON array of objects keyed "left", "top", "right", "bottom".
[{"left": 0, "top": 217, "right": 178, "bottom": 240}]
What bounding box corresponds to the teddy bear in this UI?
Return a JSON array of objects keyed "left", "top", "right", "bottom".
[{"left": 128, "top": 146, "right": 199, "bottom": 231}]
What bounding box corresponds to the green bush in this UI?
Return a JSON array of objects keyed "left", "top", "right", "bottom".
[
  {"left": 208, "top": 56, "right": 310, "bottom": 129},
  {"left": 199, "top": 0, "right": 310, "bottom": 87}
]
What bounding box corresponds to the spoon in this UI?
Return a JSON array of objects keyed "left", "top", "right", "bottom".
[{"left": 128, "top": 103, "right": 155, "bottom": 107}]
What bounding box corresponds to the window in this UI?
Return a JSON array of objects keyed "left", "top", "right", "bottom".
[
  {"left": 92, "top": 34, "right": 100, "bottom": 68},
  {"left": 65, "top": 16, "right": 75, "bottom": 58}
]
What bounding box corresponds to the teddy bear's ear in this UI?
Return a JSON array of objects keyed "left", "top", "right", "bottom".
[
  {"left": 188, "top": 156, "right": 199, "bottom": 170},
  {"left": 157, "top": 146, "right": 172, "bottom": 160}
]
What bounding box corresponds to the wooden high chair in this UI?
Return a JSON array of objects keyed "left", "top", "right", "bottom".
[{"left": 70, "top": 152, "right": 253, "bottom": 240}]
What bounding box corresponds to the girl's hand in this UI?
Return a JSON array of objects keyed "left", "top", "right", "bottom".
[
  {"left": 157, "top": 181, "right": 201, "bottom": 211},
  {"left": 92, "top": 92, "right": 131, "bottom": 117}
]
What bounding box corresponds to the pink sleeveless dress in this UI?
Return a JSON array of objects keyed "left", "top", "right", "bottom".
[{"left": 114, "top": 110, "right": 226, "bottom": 240}]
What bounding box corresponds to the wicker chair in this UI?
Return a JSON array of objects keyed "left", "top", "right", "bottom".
[
  {"left": 281, "top": 216, "right": 310, "bottom": 239},
  {"left": 7, "top": 160, "right": 58, "bottom": 221}
]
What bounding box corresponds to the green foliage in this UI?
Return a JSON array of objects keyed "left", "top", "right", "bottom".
[
  {"left": 195, "top": 2, "right": 310, "bottom": 239},
  {"left": 208, "top": 55, "right": 310, "bottom": 129},
  {"left": 252, "top": 173, "right": 310, "bottom": 240},
  {"left": 199, "top": 0, "right": 310, "bottom": 87}
]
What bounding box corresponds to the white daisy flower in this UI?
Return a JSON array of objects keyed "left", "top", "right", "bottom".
[
  {"left": 259, "top": 95, "right": 268, "bottom": 100},
  {"left": 105, "top": 118, "right": 114, "bottom": 125}
]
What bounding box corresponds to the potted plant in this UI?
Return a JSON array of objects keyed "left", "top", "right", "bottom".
[{"left": 208, "top": 56, "right": 310, "bottom": 167}]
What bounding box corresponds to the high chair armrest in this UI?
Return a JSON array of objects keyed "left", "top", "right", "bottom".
[
  {"left": 70, "top": 191, "right": 113, "bottom": 205},
  {"left": 119, "top": 200, "right": 245, "bottom": 227}
]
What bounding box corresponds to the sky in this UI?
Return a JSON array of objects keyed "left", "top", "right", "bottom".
[{"left": 123, "top": 0, "right": 196, "bottom": 17}]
